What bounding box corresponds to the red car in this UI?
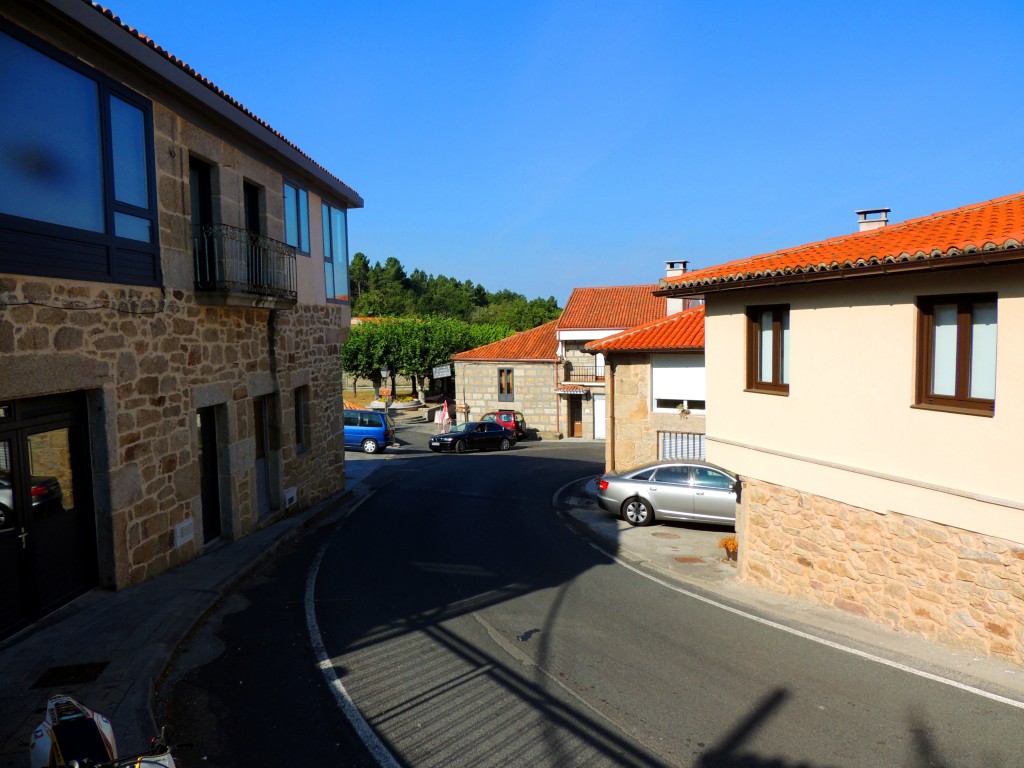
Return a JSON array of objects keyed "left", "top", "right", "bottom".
[{"left": 481, "top": 410, "right": 526, "bottom": 438}]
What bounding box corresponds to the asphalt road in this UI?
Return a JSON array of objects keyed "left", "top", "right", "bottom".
[{"left": 159, "top": 434, "right": 1024, "bottom": 767}]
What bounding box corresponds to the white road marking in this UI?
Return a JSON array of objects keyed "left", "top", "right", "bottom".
[
  {"left": 557, "top": 475, "right": 1024, "bottom": 711},
  {"left": 305, "top": 492, "right": 402, "bottom": 768}
]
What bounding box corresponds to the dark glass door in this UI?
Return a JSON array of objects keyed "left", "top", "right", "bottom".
[
  {"left": 197, "top": 408, "right": 222, "bottom": 543},
  {"left": 0, "top": 394, "right": 97, "bottom": 640},
  {"left": 254, "top": 398, "right": 270, "bottom": 519},
  {"left": 0, "top": 435, "right": 30, "bottom": 637}
]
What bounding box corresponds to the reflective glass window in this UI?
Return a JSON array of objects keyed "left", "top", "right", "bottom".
[
  {"left": 0, "top": 30, "right": 103, "bottom": 232},
  {"left": 110, "top": 96, "right": 149, "bottom": 208}
]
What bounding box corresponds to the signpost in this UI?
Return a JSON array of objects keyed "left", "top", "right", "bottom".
[{"left": 379, "top": 368, "right": 391, "bottom": 417}]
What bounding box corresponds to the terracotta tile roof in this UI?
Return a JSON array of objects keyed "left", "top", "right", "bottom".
[
  {"left": 557, "top": 285, "right": 666, "bottom": 330},
  {"left": 85, "top": 2, "right": 362, "bottom": 205},
  {"left": 554, "top": 384, "right": 591, "bottom": 395},
  {"left": 452, "top": 320, "right": 559, "bottom": 362},
  {"left": 660, "top": 191, "right": 1024, "bottom": 293},
  {"left": 586, "top": 304, "right": 705, "bottom": 353}
]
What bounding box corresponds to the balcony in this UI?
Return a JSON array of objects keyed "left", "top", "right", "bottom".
[
  {"left": 194, "top": 224, "right": 297, "bottom": 308},
  {"left": 563, "top": 362, "right": 605, "bottom": 383}
]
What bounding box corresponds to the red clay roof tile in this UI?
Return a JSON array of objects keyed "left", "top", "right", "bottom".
[
  {"left": 557, "top": 285, "right": 666, "bottom": 330},
  {"left": 585, "top": 304, "right": 704, "bottom": 352},
  {"left": 660, "top": 192, "right": 1024, "bottom": 293},
  {"left": 452, "top": 320, "right": 559, "bottom": 362}
]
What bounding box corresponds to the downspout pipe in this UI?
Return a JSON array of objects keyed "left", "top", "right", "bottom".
[
  {"left": 607, "top": 358, "right": 615, "bottom": 472},
  {"left": 554, "top": 360, "right": 561, "bottom": 437}
]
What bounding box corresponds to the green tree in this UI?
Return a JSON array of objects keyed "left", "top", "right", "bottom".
[{"left": 349, "top": 252, "right": 371, "bottom": 306}]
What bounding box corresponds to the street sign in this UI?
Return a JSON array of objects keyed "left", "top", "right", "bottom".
[{"left": 432, "top": 364, "right": 452, "bottom": 379}]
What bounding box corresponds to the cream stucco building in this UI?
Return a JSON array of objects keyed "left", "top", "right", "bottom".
[{"left": 658, "top": 194, "right": 1024, "bottom": 663}]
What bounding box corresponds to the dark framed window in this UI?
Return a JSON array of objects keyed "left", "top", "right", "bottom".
[
  {"left": 498, "top": 368, "right": 514, "bottom": 402},
  {"left": 321, "top": 202, "right": 349, "bottom": 301},
  {"left": 746, "top": 305, "right": 789, "bottom": 394},
  {"left": 283, "top": 181, "right": 309, "bottom": 254},
  {"left": 0, "top": 22, "right": 160, "bottom": 285},
  {"left": 915, "top": 294, "right": 996, "bottom": 416}
]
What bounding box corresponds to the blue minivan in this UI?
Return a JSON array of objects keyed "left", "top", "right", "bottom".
[{"left": 343, "top": 409, "right": 396, "bottom": 454}]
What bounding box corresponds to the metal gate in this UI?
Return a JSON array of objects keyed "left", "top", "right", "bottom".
[{"left": 657, "top": 431, "right": 705, "bottom": 460}]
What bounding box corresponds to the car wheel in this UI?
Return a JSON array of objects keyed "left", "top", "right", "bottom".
[
  {"left": 498, "top": 437, "right": 511, "bottom": 451},
  {"left": 455, "top": 439, "right": 467, "bottom": 454},
  {"left": 622, "top": 497, "right": 654, "bottom": 526},
  {"left": 361, "top": 439, "right": 380, "bottom": 454}
]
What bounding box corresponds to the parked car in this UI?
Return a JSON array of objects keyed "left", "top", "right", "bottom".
[
  {"left": 0, "top": 469, "right": 64, "bottom": 524},
  {"left": 480, "top": 410, "right": 526, "bottom": 438},
  {"left": 429, "top": 421, "right": 516, "bottom": 453},
  {"left": 596, "top": 460, "right": 739, "bottom": 527},
  {"left": 343, "top": 409, "right": 396, "bottom": 454}
]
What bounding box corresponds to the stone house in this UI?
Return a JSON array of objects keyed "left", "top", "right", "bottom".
[
  {"left": 0, "top": 1, "right": 361, "bottom": 639},
  {"left": 657, "top": 194, "right": 1024, "bottom": 664},
  {"left": 452, "top": 284, "right": 668, "bottom": 438},
  {"left": 452, "top": 320, "right": 560, "bottom": 435},
  {"left": 585, "top": 304, "right": 705, "bottom": 472}
]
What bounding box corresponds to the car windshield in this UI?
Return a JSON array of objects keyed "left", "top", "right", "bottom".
[{"left": 448, "top": 423, "right": 473, "bottom": 433}]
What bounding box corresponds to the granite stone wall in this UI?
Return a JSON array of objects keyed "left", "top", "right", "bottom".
[
  {"left": 454, "top": 361, "right": 561, "bottom": 437},
  {"left": 0, "top": 277, "right": 346, "bottom": 588},
  {"left": 740, "top": 477, "right": 1024, "bottom": 664}
]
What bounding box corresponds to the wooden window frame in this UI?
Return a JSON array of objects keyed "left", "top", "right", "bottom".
[
  {"left": 497, "top": 368, "right": 514, "bottom": 402},
  {"left": 745, "top": 305, "right": 789, "bottom": 395},
  {"left": 915, "top": 293, "right": 996, "bottom": 416}
]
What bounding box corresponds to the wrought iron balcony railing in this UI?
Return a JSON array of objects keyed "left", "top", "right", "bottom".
[
  {"left": 194, "top": 224, "right": 297, "bottom": 306},
  {"left": 564, "top": 362, "right": 605, "bottom": 382}
]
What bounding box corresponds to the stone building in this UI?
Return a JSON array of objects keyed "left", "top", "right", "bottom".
[
  {"left": 658, "top": 194, "right": 1024, "bottom": 664},
  {"left": 0, "top": 1, "right": 361, "bottom": 639},
  {"left": 452, "top": 284, "right": 670, "bottom": 439},
  {"left": 452, "top": 321, "right": 561, "bottom": 436},
  {"left": 585, "top": 304, "right": 706, "bottom": 471},
  {"left": 555, "top": 285, "right": 666, "bottom": 439}
]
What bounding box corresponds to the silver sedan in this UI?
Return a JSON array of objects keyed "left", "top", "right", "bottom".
[{"left": 595, "top": 460, "right": 739, "bottom": 527}]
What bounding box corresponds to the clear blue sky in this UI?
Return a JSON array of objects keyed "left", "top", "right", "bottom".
[{"left": 123, "top": 1, "right": 1024, "bottom": 307}]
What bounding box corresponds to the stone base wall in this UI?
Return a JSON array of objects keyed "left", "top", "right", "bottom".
[
  {"left": 454, "top": 361, "right": 560, "bottom": 436},
  {"left": 741, "top": 478, "right": 1024, "bottom": 664},
  {"left": 0, "top": 277, "right": 346, "bottom": 589},
  {"left": 608, "top": 353, "right": 706, "bottom": 470}
]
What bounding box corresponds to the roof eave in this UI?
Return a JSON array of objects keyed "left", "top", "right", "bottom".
[{"left": 655, "top": 245, "right": 1024, "bottom": 297}]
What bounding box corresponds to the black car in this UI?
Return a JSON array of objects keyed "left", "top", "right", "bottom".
[{"left": 429, "top": 421, "right": 516, "bottom": 453}]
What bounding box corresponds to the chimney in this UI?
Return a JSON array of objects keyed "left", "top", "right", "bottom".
[
  {"left": 855, "top": 208, "right": 890, "bottom": 232},
  {"left": 665, "top": 259, "right": 689, "bottom": 279},
  {"left": 665, "top": 260, "right": 689, "bottom": 315}
]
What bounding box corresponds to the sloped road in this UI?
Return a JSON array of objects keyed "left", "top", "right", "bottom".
[{"left": 161, "top": 439, "right": 1024, "bottom": 766}]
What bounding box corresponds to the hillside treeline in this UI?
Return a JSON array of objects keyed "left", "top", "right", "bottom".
[{"left": 349, "top": 253, "right": 561, "bottom": 331}]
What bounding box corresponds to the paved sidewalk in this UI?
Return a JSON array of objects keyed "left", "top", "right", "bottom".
[
  {"left": 2, "top": 459, "right": 1022, "bottom": 766},
  {"left": 0, "top": 462, "right": 380, "bottom": 768}
]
